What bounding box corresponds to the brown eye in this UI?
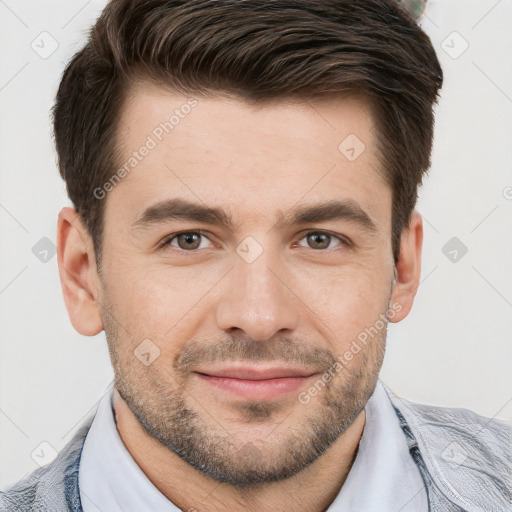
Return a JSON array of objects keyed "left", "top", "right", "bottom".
[
  {"left": 307, "top": 233, "right": 331, "bottom": 250},
  {"left": 176, "top": 232, "right": 201, "bottom": 250},
  {"left": 298, "top": 231, "right": 348, "bottom": 250},
  {"left": 162, "top": 231, "right": 213, "bottom": 252}
]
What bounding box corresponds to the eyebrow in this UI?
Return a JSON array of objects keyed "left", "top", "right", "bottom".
[{"left": 131, "top": 197, "right": 377, "bottom": 233}]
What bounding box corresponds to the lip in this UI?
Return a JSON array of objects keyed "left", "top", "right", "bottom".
[
  {"left": 194, "top": 365, "right": 319, "bottom": 400},
  {"left": 195, "top": 365, "right": 318, "bottom": 380}
]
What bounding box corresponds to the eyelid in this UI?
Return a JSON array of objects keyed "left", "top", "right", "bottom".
[
  {"left": 158, "top": 229, "right": 214, "bottom": 251},
  {"left": 158, "top": 229, "right": 352, "bottom": 252},
  {"left": 296, "top": 229, "right": 352, "bottom": 249}
]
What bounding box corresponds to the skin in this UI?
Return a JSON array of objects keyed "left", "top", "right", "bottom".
[{"left": 57, "top": 83, "right": 423, "bottom": 512}]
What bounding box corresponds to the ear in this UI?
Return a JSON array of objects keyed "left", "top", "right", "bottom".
[
  {"left": 57, "top": 207, "right": 104, "bottom": 336},
  {"left": 389, "top": 211, "right": 423, "bottom": 323}
]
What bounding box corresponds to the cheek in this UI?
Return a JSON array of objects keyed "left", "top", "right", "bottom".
[
  {"left": 295, "top": 262, "right": 391, "bottom": 350},
  {"left": 101, "top": 237, "right": 392, "bottom": 354},
  {"left": 102, "top": 263, "right": 215, "bottom": 349}
]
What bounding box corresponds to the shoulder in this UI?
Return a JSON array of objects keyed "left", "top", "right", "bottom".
[
  {"left": 381, "top": 382, "right": 512, "bottom": 512},
  {"left": 0, "top": 417, "right": 93, "bottom": 512}
]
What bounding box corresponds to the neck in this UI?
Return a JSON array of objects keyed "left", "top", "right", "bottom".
[{"left": 113, "top": 389, "right": 366, "bottom": 512}]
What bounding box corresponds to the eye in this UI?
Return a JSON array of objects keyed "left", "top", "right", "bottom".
[
  {"left": 296, "top": 231, "right": 350, "bottom": 250},
  {"left": 158, "top": 229, "right": 351, "bottom": 253},
  {"left": 159, "top": 231, "right": 214, "bottom": 252}
]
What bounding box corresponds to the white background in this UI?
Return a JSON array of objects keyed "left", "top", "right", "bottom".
[{"left": 1, "top": 0, "right": 511, "bottom": 490}]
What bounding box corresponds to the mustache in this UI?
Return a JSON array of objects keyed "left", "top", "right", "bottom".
[{"left": 173, "top": 334, "right": 337, "bottom": 375}]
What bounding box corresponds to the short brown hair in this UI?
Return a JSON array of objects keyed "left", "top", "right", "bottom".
[{"left": 53, "top": 0, "right": 443, "bottom": 264}]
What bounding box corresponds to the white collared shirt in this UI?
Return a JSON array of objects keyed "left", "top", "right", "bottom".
[{"left": 79, "top": 380, "right": 428, "bottom": 511}]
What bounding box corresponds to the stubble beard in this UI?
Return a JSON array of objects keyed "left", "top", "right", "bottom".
[{"left": 102, "top": 303, "right": 387, "bottom": 487}]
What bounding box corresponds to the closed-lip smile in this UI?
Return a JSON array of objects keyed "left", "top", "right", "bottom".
[{"left": 194, "top": 364, "right": 320, "bottom": 400}]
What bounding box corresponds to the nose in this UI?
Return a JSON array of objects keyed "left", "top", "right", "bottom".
[{"left": 215, "top": 244, "right": 300, "bottom": 342}]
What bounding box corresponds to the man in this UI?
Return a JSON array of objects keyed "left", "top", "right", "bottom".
[{"left": 1, "top": 0, "right": 510, "bottom": 510}]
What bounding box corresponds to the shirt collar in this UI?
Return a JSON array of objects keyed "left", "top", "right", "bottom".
[
  {"left": 328, "top": 379, "right": 427, "bottom": 511},
  {"left": 78, "top": 384, "right": 179, "bottom": 512}
]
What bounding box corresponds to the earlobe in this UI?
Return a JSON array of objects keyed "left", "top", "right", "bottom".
[
  {"left": 389, "top": 211, "right": 423, "bottom": 323},
  {"left": 57, "top": 207, "right": 104, "bottom": 336}
]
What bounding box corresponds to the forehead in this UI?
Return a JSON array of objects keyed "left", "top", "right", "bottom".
[
  {"left": 107, "top": 82, "right": 389, "bottom": 228},
  {"left": 118, "top": 82, "right": 377, "bottom": 154}
]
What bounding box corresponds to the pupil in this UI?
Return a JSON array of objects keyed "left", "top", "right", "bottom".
[
  {"left": 181, "top": 233, "right": 198, "bottom": 249},
  {"left": 311, "top": 233, "right": 328, "bottom": 249}
]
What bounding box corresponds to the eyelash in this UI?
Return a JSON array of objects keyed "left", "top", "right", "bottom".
[{"left": 158, "top": 230, "right": 352, "bottom": 253}]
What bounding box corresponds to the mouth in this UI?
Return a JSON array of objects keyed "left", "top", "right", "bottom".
[{"left": 193, "top": 364, "right": 319, "bottom": 401}]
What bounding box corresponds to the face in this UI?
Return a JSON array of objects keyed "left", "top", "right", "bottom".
[{"left": 94, "top": 84, "right": 398, "bottom": 485}]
